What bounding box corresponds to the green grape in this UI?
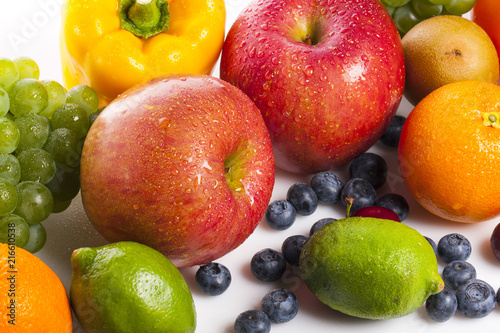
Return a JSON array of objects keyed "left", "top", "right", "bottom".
[
  {"left": 8, "top": 78, "right": 49, "bottom": 117},
  {"left": 14, "top": 181, "right": 53, "bottom": 225},
  {"left": 23, "top": 222, "right": 46, "bottom": 253},
  {"left": 411, "top": 0, "right": 443, "bottom": 19},
  {"left": 43, "top": 128, "right": 81, "bottom": 167},
  {"left": 0, "top": 57, "right": 19, "bottom": 91},
  {"left": 89, "top": 107, "right": 104, "bottom": 127},
  {"left": 0, "top": 87, "right": 9, "bottom": 117},
  {"left": 393, "top": 3, "right": 422, "bottom": 36},
  {"left": 0, "top": 214, "right": 30, "bottom": 248},
  {"left": 428, "top": 0, "right": 451, "bottom": 5},
  {"left": 0, "top": 154, "right": 21, "bottom": 185},
  {"left": 0, "top": 180, "right": 18, "bottom": 216},
  {"left": 12, "top": 56, "right": 40, "bottom": 80},
  {"left": 4, "top": 112, "right": 15, "bottom": 122},
  {"left": 52, "top": 199, "right": 72, "bottom": 214},
  {"left": 51, "top": 103, "right": 90, "bottom": 140},
  {"left": 39, "top": 80, "right": 67, "bottom": 119},
  {"left": 66, "top": 84, "right": 99, "bottom": 117},
  {"left": 380, "top": 0, "right": 411, "bottom": 7},
  {"left": 14, "top": 114, "right": 51, "bottom": 152},
  {"left": 17, "top": 148, "right": 56, "bottom": 184},
  {"left": 0, "top": 117, "right": 20, "bottom": 154},
  {"left": 45, "top": 166, "right": 80, "bottom": 202},
  {"left": 383, "top": 4, "right": 396, "bottom": 15},
  {"left": 444, "top": 0, "right": 477, "bottom": 15}
]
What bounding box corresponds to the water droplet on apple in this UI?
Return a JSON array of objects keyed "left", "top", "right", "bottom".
[
  {"left": 248, "top": 47, "right": 256, "bottom": 58},
  {"left": 304, "top": 65, "right": 314, "bottom": 76},
  {"left": 320, "top": 73, "right": 328, "bottom": 82},
  {"left": 271, "top": 57, "right": 279, "bottom": 65},
  {"left": 159, "top": 117, "right": 170, "bottom": 128},
  {"left": 133, "top": 204, "right": 140, "bottom": 210},
  {"left": 257, "top": 51, "right": 265, "bottom": 58}
]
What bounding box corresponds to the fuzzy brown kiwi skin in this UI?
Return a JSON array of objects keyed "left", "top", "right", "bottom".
[{"left": 402, "top": 15, "right": 499, "bottom": 106}]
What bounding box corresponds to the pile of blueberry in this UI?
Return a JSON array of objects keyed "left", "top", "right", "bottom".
[
  {"left": 265, "top": 152, "right": 410, "bottom": 231},
  {"left": 230, "top": 152, "right": 412, "bottom": 332},
  {"left": 425, "top": 233, "right": 499, "bottom": 321}
]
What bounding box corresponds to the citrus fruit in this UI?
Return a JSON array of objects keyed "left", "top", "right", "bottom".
[
  {"left": 299, "top": 217, "right": 443, "bottom": 320},
  {"left": 0, "top": 243, "right": 72, "bottom": 332},
  {"left": 402, "top": 15, "right": 499, "bottom": 106},
  {"left": 398, "top": 81, "right": 500, "bottom": 223},
  {"left": 472, "top": 0, "right": 500, "bottom": 70},
  {"left": 70, "top": 241, "right": 196, "bottom": 333}
]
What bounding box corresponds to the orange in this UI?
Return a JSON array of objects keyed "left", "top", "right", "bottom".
[
  {"left": 472, "top": 0, "right": 500, "bottom": 71},
  {"left": 0, "top": 243, "right": 72, "bottom": 332},
  {"left": 398, "top": 81, "right": 500, "bottom": 223}
]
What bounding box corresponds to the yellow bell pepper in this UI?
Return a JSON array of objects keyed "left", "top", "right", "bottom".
[{"left": 60, "top": 0, "right": 226, "bottom": 106}]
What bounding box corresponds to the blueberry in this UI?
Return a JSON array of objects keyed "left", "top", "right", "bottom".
[
  {"left": 425, "top": 287, "right": 457, "bottom": 322},
  {"left": 437, "top": 233, "right": 472, "bottom": 264},
  {"left": 286, "top": 183, "right": 318, "bottom": 216},
  {"left": 376, "top": 193, "right": 409, "bottom": 221},
  {"left": 309, "top": 217, "right": 337, "bottom": 236},
  {"left": 250, "top": 248, "right": 287, "bottom": 282},
  {"left": 379, "top": 115, "right": 406, "bottom": 147},
  {"left": 424, "top": 236, "right": 438, "bottom": 257},
  {"left": 234, "top": 310, "right": 271, "bottom": 333},
  {"left": 456, "top": 279, "right": 496, "bottom": 318},
  {"left": 348, "top": 152, "right": 387, "bottom": 189},
  {"left": 195, "top": 262, "right": 232, "bottom": 296},
  {"left": 310, "top": 171, "right": 344, "bottom": 204},
  {"left": 281, "top": 235, "right": 309, "bottom": 266},
  {"left": 340, "top": 178, "right": 377, "bottom": 214},
  {"left": 442, "top": 260, "right": 477, "bottom": 291},
  {"left": 261, "top": 288, "right": 299, "bottom": 324},
  {"left": 497, "top": 287, "right": 500, "bottom": 307},
  {"left": 265, "top": 200, "right": 296, "bottom": 230}
]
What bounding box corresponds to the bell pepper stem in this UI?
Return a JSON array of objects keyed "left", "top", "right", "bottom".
[{"left": 119, "top": 0, "right": 169, "bottom": 39}]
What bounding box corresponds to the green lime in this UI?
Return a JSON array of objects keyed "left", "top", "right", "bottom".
[
  {"left": 70, "top": 241, "right": 196, "bottom": 333},
  {"left": 299, "top": 217, "right": 443, "bottom": 320}
]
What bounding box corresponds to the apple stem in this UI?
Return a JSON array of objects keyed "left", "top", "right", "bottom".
[
  {"left": 304, "top": 34, "right": 312, "bottom": 45},
  {"left": 345, "top": 196, "right": 354, "bottom": 218}
]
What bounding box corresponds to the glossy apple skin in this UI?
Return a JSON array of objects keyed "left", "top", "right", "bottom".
[
  {"left": 80, "top": 74, "right": 275, "bottom": 267},
  {"left": 220, "top": 0, "right": 405, "bottom": 174}
]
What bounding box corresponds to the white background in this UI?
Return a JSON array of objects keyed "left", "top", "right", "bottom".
[{"left": 1, "top": 1, "right": 499, "bottom": 332}]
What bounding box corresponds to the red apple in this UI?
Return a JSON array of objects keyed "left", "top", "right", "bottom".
[
  {"left": 79, "top": 74, "right": 275, "bottom": 267},
  {"left": 220, "top": 0, "right": 405, "bottom": 174}
]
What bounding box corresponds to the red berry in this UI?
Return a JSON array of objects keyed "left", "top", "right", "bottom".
[{"left": 352, "top": 206, "right": 400, "bottom": 222}]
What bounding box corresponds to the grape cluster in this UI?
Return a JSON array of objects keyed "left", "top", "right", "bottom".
[
  {"left": 380, "top": 0, "right": 478, "bottom": 36},
  {"left": 0, "top": 56, "right": 100, "bottom": 253}
]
